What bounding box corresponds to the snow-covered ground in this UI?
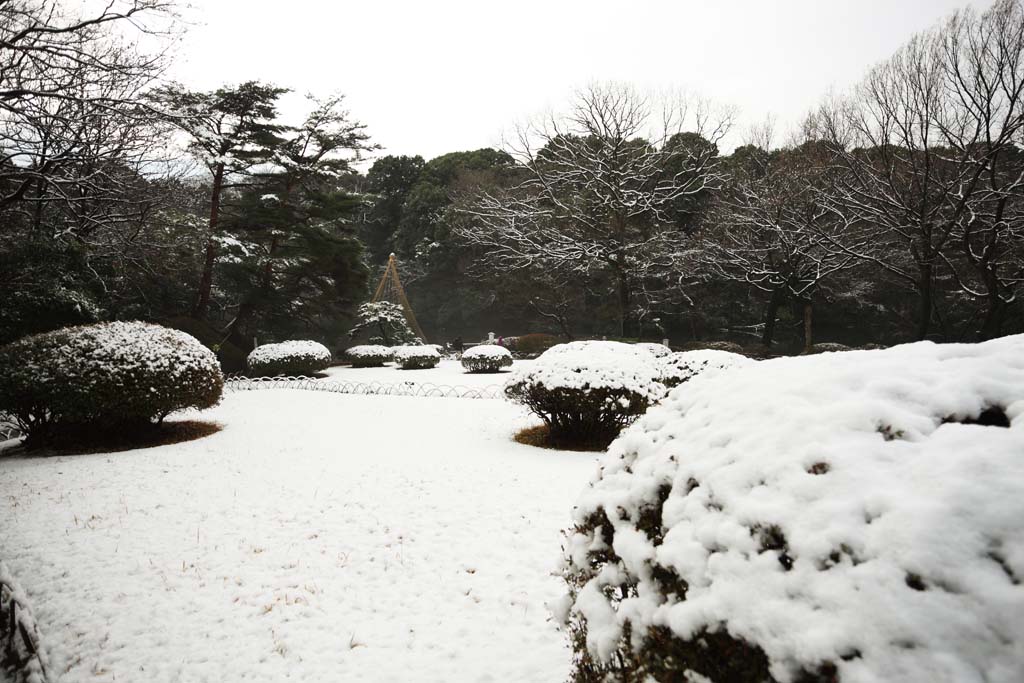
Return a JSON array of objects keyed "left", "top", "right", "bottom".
[
  {"left": 322, "top": 358, "right": 529, "bottom": 390},
  {"left": 0, "top": 390, "right": 594, "bottom": 682}
]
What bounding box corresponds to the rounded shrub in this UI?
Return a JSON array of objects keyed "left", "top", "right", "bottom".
[
  {"left": 504, "top": 341, "right": 665, "bottom": 449},
  {"left": 557, "top": 336, "right": 1024, "bottom": 683},
  {"left": 659, "top": 349, "right": 752, "bottom": 388},
  {"left": 393, "top": 344, "right": 440, "bottom": 369},
  {"left": 0, "top": 321, "right": 223, "bottom": 445},
  {"left": 345, "top": 344, "right": 393, "bottom": 368},
  {"left": 461, "top": 344, "right": 513, "bottom": 373},
  {"left": 247, "top": 340, "right": 331, "bottom": 376}
]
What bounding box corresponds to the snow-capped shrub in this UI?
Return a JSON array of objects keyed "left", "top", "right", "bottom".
[
  {"left": 659, "top": 349, "right": 753, "bottom": 388},
  {"left": 345, "top": 344, "right": 393, "bottom": 368},
  {"left": 558, "top": 337, "right": 1024, "bottom": 683},
  {"left": 393, "top": 344, "right": 440, "bottom": 369},
  {"left": 247, "top": 340, "right": 331, "bottom": 376},
  {"left": 461, "top": 344, "right": 513, "bottom": 373},
  {"left": 634, "top": 342, "right": 671, "bottom": 358},
  {"left": 808, "top": 342, "right": 852, "bottom": 354},
  {"left": 541, "top": 339, "right": 656, "bottom": 360},
  {"left": 678, "top": 340, "right": 745, "bottom": 354},
  {"left": 505, "top": 342, "right": 665, "bottom": 449},
  {"left": 0, "top": 322, "right": 223, "bottom": 444}
]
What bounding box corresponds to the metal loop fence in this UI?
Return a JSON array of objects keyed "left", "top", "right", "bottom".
[
  {"left": 225, "top": 375, "right": 505, "bottom": 400},
  {"left": 0, "top": 417, "right": 21, "bottom": 442}
]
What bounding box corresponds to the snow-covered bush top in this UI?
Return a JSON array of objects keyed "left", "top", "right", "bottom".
[
  {"left": 541, "top": 340, "right": 655, "bottom": 361},
  {"left": 393, "top": 344, "right": 441, "bottom": 361},
  {"left": 247, "top": 340, "right": 331, "bottom": 376},
  {"left": 514, "top": 342, "right": 664, "bottom": 401},
  {"left": 393, "top": 344, "right": 441, "bottom": 369},
  {"left": 461, "top": 344, "right": 513, "bottom": 373},
  {"left": 345, "top": 344, "right": 393, "bottom": 359},
  {"left": 462, "top": 344, "right": 513, "bottom": 360},
  {"left": 634, "top": 342, "right": 671, "bottom": 358},
  {"left": 0, "top": 321, "right": 223, "bottom": 440},
  {"left": 659, "top": 349, "right": 752, "bottom": 388},
  {"left": 560, "top": 337, "right": 1024, "bottom": 682}
]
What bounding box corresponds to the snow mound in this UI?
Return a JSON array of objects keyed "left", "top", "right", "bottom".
[
  {"left": 635, "top": 342, "right": 672, "bottom": 358},
  {"left": 247, "top": 340, "right": 331, "bottom": 376},
  {"left": 660, "top": 349, "right": 753, "bottom": 388},
  {"left": 394, "top": 344, "right": 441, "bottom": 369},
  {"left": 560, "top": 337, "right": 1024, "bottom": 683}
]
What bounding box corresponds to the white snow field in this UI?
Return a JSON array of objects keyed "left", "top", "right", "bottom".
[{"left": 0, "top": 390, "right": 595, "bottom": 682}]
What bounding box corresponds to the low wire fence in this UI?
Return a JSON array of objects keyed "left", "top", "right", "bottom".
[{"left": 225, "top": 375, "right": 505, "bottom": 399}]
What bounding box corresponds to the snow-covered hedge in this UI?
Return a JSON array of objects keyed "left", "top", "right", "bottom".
[
  {"left": 635, "top": 342, "right": 671, "bottom": 358},
  {"left": 345, "top": 344, "right": 393, "bottom": 368},
  {"left": 461, "top": 344, "right": 513, "bottom": 373},
  {"left": 558, "top": 338, "right": 1024, "bottom": 683},
  {"left": 505, "top": 341, "right": 665, "bottom": 449},
  {"left": 393, "top": 344, "right": 440, "bottom": 369},
  {"left": 247, "top": 340, "right": 331, "bottom": 376},
  {"left": 659, "top": 349, "right": 753, "bottom": 388},
  {"left": 0, "top": 322, "right": 223, "bottom": 445}
]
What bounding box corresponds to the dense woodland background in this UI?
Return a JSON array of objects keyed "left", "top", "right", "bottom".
[{"left": 3, "top": 0, "right": 1024, "bottom": 369}]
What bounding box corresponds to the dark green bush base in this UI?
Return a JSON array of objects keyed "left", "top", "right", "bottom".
[
  {"left": 18, "top": 419, "right": 221, "bottom": 454},
  {"left": 513, "top": 424, "right": 606, "bottom": 452}
]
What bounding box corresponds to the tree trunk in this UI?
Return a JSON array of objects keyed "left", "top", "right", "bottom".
[
  {"left": 761, "top": 289, "right": 785, "bottom": 347},
  {"left": 192, "top": 162, "right": 225, "bottom": 320},
  {"left": 802, "top": 301, "right": 813, "bottom": 353},
  {"left": 616, "top": 269, "right": 629, "bottom": 339},
  {"left": 979, "top": 274, "right": 1006, "bottom": 340},
  {"left": 914, "top": 263, "right": 933, "bottom": 341}
]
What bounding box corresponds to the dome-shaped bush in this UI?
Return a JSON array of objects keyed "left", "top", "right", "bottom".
[
  {"left": 345, "top": 344, "right": 393, "bottom": 368},
  {"left": 393, "top": 344, "right": 440, "bottom": 369},
  {"left": 635, "top": 342, "right": 671, "bottom": 358},
  {"left": 0, "top": 321, "right": 223, "bottom": 444},
  {"left": 461, "top": 344, "right": 513, "bottom": 373},
  {"left": 247, "top": 340, "right": 331, "bottom": 376},
  {"left": 557, "top": 337, "right": 1024, "bottom": 683},
  {"left": 659, "top": 349, "right": 752, "bottom": 388},
  {"left": 505, "top": 341, "right": 665, "bottom": 449}
]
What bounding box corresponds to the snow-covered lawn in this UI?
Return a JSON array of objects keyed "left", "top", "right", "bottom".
[
  {"left": 322, "top": 358, "right": 529, "bottom": 390},
  {"left": 0, "top": 390, "right": 595, "bottom": 682}
]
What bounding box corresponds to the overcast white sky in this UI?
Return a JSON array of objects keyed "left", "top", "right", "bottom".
[{"left": 168, "top": 0, "right": 991, "bottom": 161}]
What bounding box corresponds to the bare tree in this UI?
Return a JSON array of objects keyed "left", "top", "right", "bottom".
[
  {"left": 704, "top": 141, "right": 859, "bottom": 349},
  {"left": 456, "top": 83, "right": 733, "bottom": 337},
  {"left": 814, "top": 0, "right": 1024, "bottom": 340}
]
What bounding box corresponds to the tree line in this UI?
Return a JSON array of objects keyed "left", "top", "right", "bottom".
[{"left": 2, "top": 0, "right": 1022, "bottom": 365}]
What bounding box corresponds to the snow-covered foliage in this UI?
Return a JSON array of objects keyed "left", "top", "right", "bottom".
[
  {"left": 0, "top": 322, "right": 223, "bottom": 444},
  {"left": 808, "top": 342, "right": 852, "bottom": 354},
  {"left": 247, "top": 340, "right": 331, "bottom": 376},
  {"left": 634, "top": 342, "right": 671, "bottom": 357},
  {"left": 345, "top": 344, "right": 393, "bottom": 368},
  {"left": 659, "top": 349, "right": 753, "bottom": 388},
  {"left": 348, "top": 302, "right": 418, "bottom": 346},
  {"left": 558, "top": 337, "right": 1024, "bottom": 683},
  {"left": 393, "top": 344, "right": 441, "bottom": 369},
  {"left": 505, "top": 341, "right": 665, "bottom": 448},
  {"left": 541, "top": 340, "right": 656, "bottom": 360},
  {"left": 461, "top": 344, "right": 513, "bottom": 373}
]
